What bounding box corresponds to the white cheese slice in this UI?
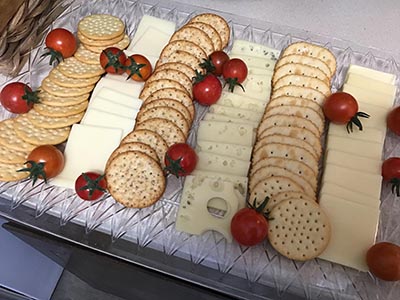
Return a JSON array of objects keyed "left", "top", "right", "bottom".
[
  {"left": 324, "top": 149, "right": 382, "bottom": 175},
  {"left": 321, "top": 164, "right": 382, "bottom": 199},
  {"left": 345, "top": 73, "right": 397, "bottom": 97},
  {"left": 224, "top": 74, "right": 272, "bottom": 101},
  {"left": 320, "top": 182, "right": 380, "bottom": 209},
  {"left": 51, "top": 124, "right": 122, "bottom": 189},
  {"left": 197, "top": 120, "right": 254, "bottom": 146},
  {"left": 342, "top": 83, "right": 395, "bottom": 108},
  {"left": 248, "top": 67, "right": 274, "bottom": 77},
  {"left": 81, "top": 107, "right": 135, "bottom": 138},
  {"left": 230, "top": 39, "right": 280, "bottom": 60},
  {"left": 326, "top": 135, "right": 383, "bottom": 160},
  {"left": 94, "top": 87, "right": 143, "bottom": 110},
  {"left": 229, "top": 53, "right": 276, "bottom": 71},
  {"left": 88, "top": 96, "right": 139, "bottom": 119},
  {"left": 92, "top": 77, "right": 144, "bottom": 98},
  {"left": 129, "top": 15, "right": 176, "bottom": 47},
  {"left": 175, "top": 175, "right": 245, "bottom": 241},
  {"left": 196, "top": 140, "right": 252, "bottom": 161},
  {"left": 202, "top": 113, "right": 258, "bottom": 128},
  {"left": 208, "top": 104, "right": 263, "bottom": 122},
  {"left": 357, "top": 102, "right": 390, "bottom": 130},
  {"left": 346, "top": 64, "right": 397, "bottom": 85},
  {"left": 319, "top": 194, "right": 380, "bottom": 272},
  {"left": 217, "top": 91, "right": 267, "bottom": 112},
  {"left": 328, "top": 124, "right": 385, "bottom": 144},
  {"left": 129, "top": 26, "right": 172, "bottom": 58},
  {"left": 196, "top": 152, "right": 250, "bottom": 177}
]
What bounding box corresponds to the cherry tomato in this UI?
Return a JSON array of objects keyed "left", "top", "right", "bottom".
[
  {"left": 222, "top": 58, "right": 248, "bottom": 92},
  {"left": 387, "top": 106, "right": 400, "bottom": 136},
  {"left": 43, "top": 28, "right": 77, "bottom": 64},
  {"left": 193, "top": 73, "right": 222, "bottom": 106},
  {"left": 100, "top": 47, "right": 127, "bottom": 74},
  {"left": 124, "top": 54, "right": 152, "bottom": 81},
  {"left": 75, "top": 172, "right": 107, "bottom": 201},
  {"left": 200, "top": 51, "right": 230, "bottom": 76},
  {"left": 164, "top": 143, "right": 198, "bottom": 177},
  {"left": 323, "top": 92, "right": 370, "bottom": 133},
  {"left": 366, "top": 242, "right": 400, "bottom": 281},
  {"left": 19, "top": 145, "right": 64, "bottom": 184},
  {"left": 382, "top": 157, "right": 400, "bottom": 196},
  {"left": 1, "top": 82, "right": 38, "bottom": 114},
  {"left": 231, "top": 198, "right": 270, "bottom": 246}
]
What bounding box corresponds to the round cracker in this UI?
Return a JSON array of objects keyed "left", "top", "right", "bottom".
[
  {"left": 271, "top": 85, "right": 326, "bottom": 107},
  {"left": 77, "top": 30, "right": 124, "bottom": 47},
  {"left": 156, "top": 62, "right": 197, "bottom": 80},
  {"left": 156, "top": 50, "right": 202, "bottom": 73},
  {"left": 58, "top": 57, "right": 105, "bottom": 79},
  {"left": 275, "top": 54, "right": 332, "bottom": 79},
  {"left": 106, "top": 142, "right": 159, "bottom": 169},
  {"left": 146, "top": 68, "right": 193, "bottom": 97},
  {"left": 38, "top": 89, "right": 89, "bottom": 107},
  {"left": 74, "top": 45, "right": 101, "bottom": 65},
  {"left": 78, "top": 14, "right": 125, "bottom": 40},
  {"left": 186, "top": 22, "right": 222, "bottom": 51},
  {"left": 0, "top": 145, "right": 29, "bottom": 164},
  {"left": 0, "top": 119, "right": 36, "bottom": 152},
  {"left": 170, "top": 26, "right": 214, "bottom": 55},
  {"left": 272, "top": 63, "right": 330, "bottom": 86},
  {"left": 189, "top": 13, "right": 230, "bottom": 48},
  {"left": 269, "top": 191, "right": 316, "bottom": 211},
  {"left": 41, "top": 76, "right": 94, "bottom": 97},
  {"left": 273, "top": 74, "right": 331, "bottom": 97},
  {"left": 139, "top": 79, "right": 190, "bottom": 102},
  {"left": 0, "top": 161, "right": 29, "bottom": 182},
  {"left": 49, "top": 68, "right": 100, "bottom": 87},
  {"left": 142, "top": 98, "right": 192, "bottom": 125},
  {"left": 106, "top": 151, "right": 165, "bottom": 208},
  {"left": 82, "top": 34, "right": 130, "bottom": 53},
  {"left": 160, "top": 40, "right": 207, "bottom": 63},
  {"left": 268, "top": 199, "right": 331, "bottom": 261},
  {"left": 267, "top": 96, "right": 323, "bottom": 118},
  {"left": 33, "top": 101, "right": 88, "bottom": 117},
  {"left": 26, "top": 109, "right": 83, "bottom": 129}
]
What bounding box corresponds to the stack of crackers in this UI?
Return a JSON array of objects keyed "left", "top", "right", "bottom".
[
  {"left": 105, "top": 13, "right": 230, "bottom": 209},
  {"left": 0, "top": 14, "right": 129, "bottom": 182},
  {"left": 249, "top": 42, "right": 336, "bottom": 260}
]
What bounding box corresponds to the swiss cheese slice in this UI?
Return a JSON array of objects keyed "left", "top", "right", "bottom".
[
  {"left": 230, "top": 39, "right": 280, "bottom": 60},
  {"left": 196, "top": 140, "right": 252, "bottom": 161},
  {"left": 196, "top": 152, "right": 250, "bottom": 177}
]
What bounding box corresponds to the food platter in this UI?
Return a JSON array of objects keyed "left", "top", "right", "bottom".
[{"left": 0, "top": 0, "right": 400, "bottom": 299}]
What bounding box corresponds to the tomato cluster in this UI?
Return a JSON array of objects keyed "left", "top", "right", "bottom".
[{"left": 194, "top": 51, "right": 248, "bottom": 106}]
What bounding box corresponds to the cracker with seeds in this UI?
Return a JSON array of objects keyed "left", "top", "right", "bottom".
[
  {"left": 134, "top": 118, "right": 186, "bottom": 147},
  {"left": 170, "top": 26, "right": 214, "bottom": 55},
  {"left": 271, "top": 85, "right": 326, "bottom": 106},
  {"left": 0, "top": 145, "right": 29, "bottom": 164},
  {"left": 0, "top": 161, "right": 29, "bottom": 182},
  {"left": 121, "top": 129, "right": 168, "bottom": 167},
  {"left": 272, "top": 63, "right": 329, "bottom": 86},
  {"left": 49, "top": 68, "right": 100, "bottom": 88},
  {"left": 142, "top": 98, "right": 192, "bottom": 125},
  {"left": 189, "top": 13, "right": 230, "bottom": 49},
  {"left": 268, "top": 199, "right": 331, "bottom": 261},
  {"left": 273, "top": 74, "right": 331, "bottom": 97},
  {"left": 38, "top": 90, "right": 89, "bottom": 107},
  {"left": 26, "top": 109, "right": 84, "bottom": 129},
  {"left": 160, "top": 40, "right": 207, "bottom": 63},
  {"left": 275, "top": 54, "right": 332, "bottom": 79},
  {"left": 14, "top": 115, "right": 70, "bottom": 145},
  {"left": 186, "top": 22, "right": 222, "bottom": 51},
  {"left": 268, "top": 96, "right": 323, "bottom": 118},
  {"left": 106, "top": 151, "right": 165, "bottom": 208},
  {"left": 42, "top": 77, "right": 94, "bottom": 97},
  {"left": 106, "top": 142, "right": 159, "bottom": 169},
  {"left": 156, "top": 50, "right": 201, "bottom": 73},
  {"left": 156, "top": 62, "right": 197, "bottom": 81},
  {"left": 33, "top": 101, "right": 88, "bottom": 117},
  {"left": 139, "top": 79, "right": 190, "bottom": 102},
  {"left": 146, "top": 69, "right": 192, "bottom": 97},
  {"left": 78, "top": 14, "right": 125, "bottom": 40},
  {"left": 0, "top": 119, "right": 36, "bottom": 152},
  {"left": 136, "top": 106, "right": 190, "bottom": 137},
  {"left": 58, "top": 57, "right": 105, "bottom": 79}
]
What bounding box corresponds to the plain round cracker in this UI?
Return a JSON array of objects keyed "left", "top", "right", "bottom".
[
  {"left": 106, "top": 142, "right": 159, "bottom": 169},
  {"left": 275, "top": 54, "right": 332, "bottom": 79},
  {"left": 142, "top": 98, "right": 192, "bottom": 125},
  {"left": 82, "top": 34, "right": 130, "bottom": 53},
  {"left": 106, "top": 151, "right": 165, "bottom": 208},
  {"left": 268, "top": 199, "right": 331, "bottom": 261},
  {"left": 170, "top": 26, "right": 214, "bottom": 55},
  {"left": 139, "top": 79, "right": 190, "bottom": 102},
  {"left": 26, "top": 109, "right": 83, "bottom": 129},
  {"left": 78, "top": 14, "right": 125, "bottom": 40},
  {"left": 77, "top": 30, "right": 124, "bottom": 46},
  {"left": 273, "top": 74, "right": 331, "bottom": 97},
  {"left": 33, "top": 101, "right": 88, "bottom": 117},
  {"left": 146, "top": 68, "right": 193, "bottom": 97},
  {"left": 186, "top": 22, "right": 222, "bottom": 51},
  {"left": 41, "top": 76, "right": 94, "bottom": 97},
  {"left": 74, "top": 45, "right": 102, "bottom": 65},
  {"left": 121, "top": 129, "right": 168, "bottom": 167},
  {"left": 0, "top": 161, "right": 29, "bottom": 182},
  {"left": 38, "top": 90, "right": 89, "bottom": 107},
  {"left": 0, "top": 119, "right": 36, "bottom": 152},
  {"left": 0, "top": 145, "right": 29, "bottom": 164},
  {"left": 267, "top": 96, "right": 323, "bottom": 118},
  {"left": 156, "top": 62, "right": 197, "bottom": 81},
  {"left": 188, "top": 13, "right": 230, "bottom": 48},
  {"left": 58, "top": 57, "right": 105, "bottom": 79},
  {"left": 49, "top": 68, "right": 100, "bottom": 87},
  {"left": 270, "top": 191, "right": 317, "bottom": 211},
  {"left": 134, "top": 118, "right": 186, "bottom": 147},
  {"left": 272, "top": 63, "right": 329, "bottom": 86},
  {"left": 136, "top": 106, "right": 190, "bottom": 137},
  {"left": 160, "top": 40, "right": 207, "bottom": 63},
  {"left": 271, "top": 85, "right": 326, "bottom": 107},
  {"left": 156, "top": 50, "right": 202, "bottom": 73}
]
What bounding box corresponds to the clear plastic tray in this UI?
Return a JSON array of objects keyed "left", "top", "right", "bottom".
[{"left": 0, "top": 0, "right": 399, "bottom": 299}]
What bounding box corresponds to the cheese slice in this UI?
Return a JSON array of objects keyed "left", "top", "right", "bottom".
[
  {"left": 324, "top": 149, "right": 382, "bottom": 175},
  {"left": 248, "top": 67, "right": 274, "bottom": 77},
  {"left": 92, "top": 78, "right": 144, "bottom": 98},
  {"left": 129, "top": 26, "right": 172, "bottom": 58},
  {"left": 197, "top": 121, "right": 254, "bottom": 146},
  {"left": 208, "top": 104, "right": 263, "bottom": 122},
  {"left": 328, "top": 124, "right": 385, "bottom": 144},
  {"left": 230, "top": 40, "right": 280, "bottom": 60},
  {"left": 229, "top": 53, "right": 276, "bottom": 71},
  {"left": 326, "top": 135, "right": 383, "bottom": 160},
  {"left": 88, "top": 96, "right": 139, "bottom": 119},
  {"left": 357, "top": 102, "right": 390, "bottom": 130},
  {"left": 224, "top": 74, "right": 272, "bottom": 101},
  {"left": 342, "top": 83, "right": 395, "bottom": 108},
  {"left": 196, "top": 152, "right": 250, "bottom": 177},
  {"left": 51, "top": 124, "right": 122, "bottom": 189},
  {"left": 81, "top": 108, "right": 135, "bottom": 137},
  {"left": 202, "top": 113, "right": 258, "bottom": 128},
  {"left": 320, "top": 182, "right": 380, "bottom": 209},
  {"left": 217, "top": 91, "right": 267, "bottom": 112},
  {"left": 196, "top": 140, "right": 252, "bottom": 161},
  {"left": 94, "top": 87, "right": 143, "bottom": 110},
  {"left": 346, "top": 64, "right": 396, "bottom": 85},
  {"left": 322, "top": 164, "right": 382, "bottom": 199},
  {"left": 175, "top": 175, "right": 245, "bottom": 241},
  {"left": 345, "top": 73, "right": 397, "bottom": 97},
  {"left": 319, "top": 194, "right": 380, "bottom": 272}
]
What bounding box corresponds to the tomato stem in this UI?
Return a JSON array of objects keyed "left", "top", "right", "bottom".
[
  {"left": 164, "top": 155, "right": 186, "bottom": 177},
  {"left": 390, "top": 178, "right": 400, "bottom": 196},
  {"left": 346, "top": 111, "right": 370, "bottom": 133},
  {"left": 22, "top": 87, "right": 40, "bottom": 105},
  {"left": 125, "top": 56, "right": 147, "bottom": 80},
  {"left": 102, "top": 49, "right": 125, "bottom": 73},
  {"left": 79, "top": 173, "right": 107, "bottom": 199},
  {"left": 199, "top": 57, "right": 216, "bottom": 74},
  {"left": 224, "top": 77, "right": 245, "bottom": 93},
  {"left": 247, "top": 196, "right": 273, "bottom": 220},
  {"left": 17, "top": 160, "right": 47, "bottom": 185},
  {"left": 41, "top": 48, "right": 64, "bottom": 65}
]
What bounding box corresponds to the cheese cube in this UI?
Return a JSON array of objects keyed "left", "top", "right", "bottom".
[
  {"left": 196, "top": 140, "right": 252, "bottom": 161},
  {"left": 196, "top": 152, "right": 250, "bottom": 177},
  {"left": 197, "top": 121, "right": 254, "bottom": 146}
]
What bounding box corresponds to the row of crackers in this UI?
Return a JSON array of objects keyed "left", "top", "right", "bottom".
[
  {"left": 0, "top": 15, "right": 129, "bottom": 182},
  {"left": 105, "top": 13, "right": 230, "bottom": 208}
]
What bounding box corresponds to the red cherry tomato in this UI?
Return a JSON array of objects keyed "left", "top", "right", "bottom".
[
  {"left": 1, "top": 82, "right": 38, "bottom": 114},
  {"left": 19, "top": 145, "right": 64, "bottom": 184},
  {"left": 124, "top": 54, "right": 152, "bottom": 81},
  {"left": 193, "top": 73, "right": 222, "bottom": 106},
  {"left": 200, "top": 51, "right": 230, "bottom": 76},
  {"left": 387, "top": 106, "right": 400, "bottom": 136},
  {"left": 382, "top": 157, "right": 400, "bottom": 196},
  {"left": 231, "top": 198, "right": 270, "bottom": 246},
  {"left": 75, "top": 172, "right": 107, "bottom": 201},
  {"left": 164, "top": 143, "right": 198, "bottom": 177},
  {"left": 366, "top": 242, "right": 400, "bottom": 281},
  {"left": 222, "top": 58, "right": 248, "bottom": 92},
  {"left": 323, "top": 92, "right": 370, "bottom": 132},
  {"left": 100, "top": 47, "right": 127, "bottom": 74},
  {"left": 44, "top": 28, "right": 77, "bottom": 64}
]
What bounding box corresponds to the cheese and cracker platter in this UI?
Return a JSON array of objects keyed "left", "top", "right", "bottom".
[{"left": 0, "top": 0, "right": 399, "bottom": 299}]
